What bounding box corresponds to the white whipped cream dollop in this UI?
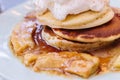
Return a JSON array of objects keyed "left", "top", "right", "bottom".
[{"left": 33, "top": 0, "right": 105, "bottom": 20}]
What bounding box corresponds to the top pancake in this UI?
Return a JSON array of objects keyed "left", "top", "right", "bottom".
[
  {"left": 53, "top": 11, "right": 120, "bottom": 42},
  {"left": 37, "top": 6, "right": 114, "bottom": 29}
]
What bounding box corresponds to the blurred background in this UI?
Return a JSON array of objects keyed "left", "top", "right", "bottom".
[{"left": 0, "top": 0, "right": 27, "bottom": 13}]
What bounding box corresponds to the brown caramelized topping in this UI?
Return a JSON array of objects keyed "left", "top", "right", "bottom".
[
  {"left": 32, "top": 25, "right": 61, "bottom": 53},
  {"left": 53, "top": 14, "right": 120, "bottom": 39}
]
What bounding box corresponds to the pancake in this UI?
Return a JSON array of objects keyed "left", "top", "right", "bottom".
[
  {"left": 37, "top": 6, "right": 114, "bottom": 29},
  {"left": 42, "top": 26, "right": 112, "bottom": 52},
  {"left": 53, "top": 13, "right": 120, "bottom": 43}
]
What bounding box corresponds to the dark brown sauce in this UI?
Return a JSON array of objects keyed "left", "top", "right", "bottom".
[
  {"left": 33, "top": 25, "right": 61, "bottom": 53},
  {"left": 24, "top": 11, "right": 61, "bottom": 53}
]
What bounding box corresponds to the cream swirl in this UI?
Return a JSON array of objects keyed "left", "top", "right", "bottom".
[{"left": 33, "top": 0, "right": 105, "bottom": 20}]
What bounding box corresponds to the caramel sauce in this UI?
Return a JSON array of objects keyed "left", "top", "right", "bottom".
[
  {"left": 24, "top": 12, "right": 61, "bottom": 53},
  {"left": 33, "top": 25, "right": 61, "bottom": 53},
  {"left": 99, "top": 57, "right": 112, "bottom": 72},
  {"left": 91, "top": 39, "right": 120, "bottom": 73}
]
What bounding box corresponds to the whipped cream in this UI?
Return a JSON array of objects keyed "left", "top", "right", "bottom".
[{"left": 33, "top": 0, "right": 105, "bottom": 20}]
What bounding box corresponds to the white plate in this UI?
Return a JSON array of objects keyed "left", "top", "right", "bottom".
[{"left": 0, "top": 0, "right": 120, "bottom": 80}]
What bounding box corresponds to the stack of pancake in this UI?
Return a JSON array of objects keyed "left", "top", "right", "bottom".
[{"left": 36, "top": 5, "right": 120, "bottom": 52}]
